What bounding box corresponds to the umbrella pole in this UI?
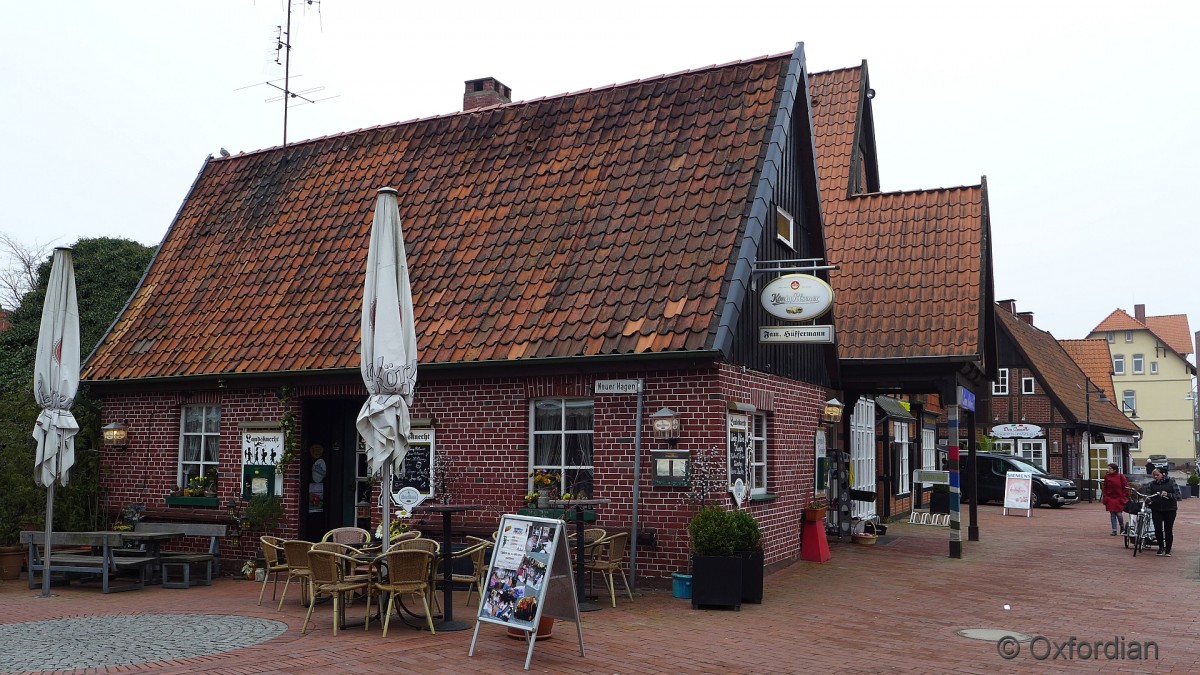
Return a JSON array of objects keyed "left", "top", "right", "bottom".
[
  {"left": 381, "top": 469, "right": 391, "bottom": 553},
  {"left": 41, "top": 482, "right": 54, "bottom": 598}
]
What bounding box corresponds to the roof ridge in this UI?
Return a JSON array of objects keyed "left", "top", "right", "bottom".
[{"left": 212, "top": 51, "right": 794, "bottom": 162}]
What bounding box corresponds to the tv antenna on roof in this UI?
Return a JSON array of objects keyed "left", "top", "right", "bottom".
[{"left": 235, "top": 0, "right": 338, "bottom": 148}]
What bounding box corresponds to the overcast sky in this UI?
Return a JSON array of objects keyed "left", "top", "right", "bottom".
[{"left": 1, "top": 0, "right": 1195, "bottom": 345}]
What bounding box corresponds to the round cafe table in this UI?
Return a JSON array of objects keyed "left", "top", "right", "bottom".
[
  {"left": 411, "top": 503, "right": 482, "bottom": 631},
  {"left": 549, "top": 498, "right": 609, "bottom": 612}
]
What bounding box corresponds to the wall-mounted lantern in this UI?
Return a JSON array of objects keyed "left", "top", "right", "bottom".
[
  {"left": 101, "top": 421, "right": 129, "bottom": 449},
  {"left": 823, "top": 399, "right": 844, "bottom": 423},
  {"left": 650, "top": 407, "right": 681, "bottom": 443}
]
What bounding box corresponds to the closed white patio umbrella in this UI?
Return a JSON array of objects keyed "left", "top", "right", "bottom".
[
  {"left": 32, "top": 247, "right": 81, "bottom": 597},
  {"left": 355, "top": 188, "right": 418, "bottom": 549}
]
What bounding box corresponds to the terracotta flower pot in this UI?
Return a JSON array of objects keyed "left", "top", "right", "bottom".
[
  {"left": 804, "top": 507, "right": 827, "bottom": 522},
  {"left": 507, "top": 617, "right": 554, "bottom": 640}
]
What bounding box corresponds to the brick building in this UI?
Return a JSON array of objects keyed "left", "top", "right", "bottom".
[{"left": 83, "top": 46, "right": 839, "bottom": 582}]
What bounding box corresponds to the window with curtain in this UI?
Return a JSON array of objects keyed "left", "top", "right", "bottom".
[
  {"left": 531, "top": 399, "right": 594, "bottom": 499},
  {"left": 179, "top": 405, "right": 220, "bottom": 488}
]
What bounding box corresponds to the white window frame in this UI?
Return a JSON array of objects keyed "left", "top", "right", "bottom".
[
  {"left": 749, "top": 413, "right": 767, "bottom": 495},
  {"left": 992, "top": 439, "right": 1015, "bottom": 455},
  {"left": 1112, "top": 354, "right": 1125, "bottom": 375},
  {"left": 1125, "top": 330, "right": 1134, "bottom": 343},
  {"left": 1106, "top": 332, "right": 1115, "bottom": 343},
  {"left": 530, "top": 398, "right": 594, "bottom": 499},
  {"left": 1150, "top": 361, "right": 1158, "bottom": 375},
  {"left": 1132, "top": 354, "right": 1144, "bottom": 374},
  {"left": 922, "top": 427, "right": 936, "bottom": 473},
  {"left": 179, "top": 405, "right": 220, "bottom": 488},
  {"left": 1017, "top": 439, "right": 1047, "bottom": 471},
  {"left": 993, "top": 368, "right": 1009, "bottom": 395},
  {"left": 1122, "top": 390, "right": 1137, "bottom": 416},
  {"left": 1021, "top": 377, "right": 1036, "bottom": 395},
  {"left": 849, "top": 398, "right": 876, "bottom": 520},
  {"left": 895, "top": 421, "right": 911, "bottom": 496},
  {"left": 775, "top": 207, "right": 794, "bottom": 249}
]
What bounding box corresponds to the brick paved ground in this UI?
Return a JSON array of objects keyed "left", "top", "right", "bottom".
[{"left": 2, "top": 498, "right": 1197, "bottom": 674}]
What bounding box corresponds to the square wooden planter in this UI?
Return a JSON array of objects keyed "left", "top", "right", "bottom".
[{"left": 691, "top": 554, "right": 743, "bottom": 610}]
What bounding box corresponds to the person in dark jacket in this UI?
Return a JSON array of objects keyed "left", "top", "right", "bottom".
[
  {"left": 1145, "top": 468, "right": 1180, "bottom": 556},
  {"left": 1101, "top": 463, "right": 1129, "bottom": 535}
]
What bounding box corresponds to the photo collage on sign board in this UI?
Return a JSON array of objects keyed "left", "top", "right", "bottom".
[{"left": 479, "top": 519, "right": 554, "bottom": 628}]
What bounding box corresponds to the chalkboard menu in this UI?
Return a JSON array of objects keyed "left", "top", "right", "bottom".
[
  {"left": 392, "top": 430, "right": 433, "bottom": 496},
  {"left": 727, "top": 414, "right": 749, "bottom": 504}
]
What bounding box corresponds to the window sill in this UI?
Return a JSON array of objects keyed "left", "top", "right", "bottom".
[{"left": 749, "top": 492, "right": 778, "bottom": 503}]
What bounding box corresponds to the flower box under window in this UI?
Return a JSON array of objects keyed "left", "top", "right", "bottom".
[{"left": 165, "top": 495, "right": 219, "bottom": 508}]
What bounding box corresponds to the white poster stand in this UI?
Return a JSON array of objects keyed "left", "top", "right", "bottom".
[
  {"left": 1002, "top": 471, "right": 1033, "bottom": 517},
  {"left": 468, "top": 514, "right": 584, "bottom": 670}
]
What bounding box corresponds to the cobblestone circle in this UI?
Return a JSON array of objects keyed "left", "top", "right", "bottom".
[{"left": 0, "top": 614, "right": 287, "bottom": 672}]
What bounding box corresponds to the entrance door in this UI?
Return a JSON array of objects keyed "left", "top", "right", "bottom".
[
  {"left": 1089, "top": 443, "right": 1114, "bottom": 482},
  {"left": 300, "top": 398, "right": 365, "bottom": 541},
  {"left": 849, "top": 397, "right": 876, "bottom": 520}
]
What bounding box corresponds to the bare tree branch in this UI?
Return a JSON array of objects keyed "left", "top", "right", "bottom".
[{"left": 0, "top": 233, "right": 53, "bottom": 310}]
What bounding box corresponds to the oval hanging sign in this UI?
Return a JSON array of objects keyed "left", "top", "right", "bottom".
[{"left": 760, "top": 274, "right": 834, "bottom": 321}]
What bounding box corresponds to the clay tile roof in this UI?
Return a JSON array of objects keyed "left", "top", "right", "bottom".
[
  {"left": 809, "top": 66, "right": 861, "bottom": 199},
  {"left": 823, "top": 185, "right": 986, "bottom": 360},
  {"left": 1091, "top": 308, "right": 1194, "bottom": 361},
  {"left": 1145, "top": 314, "right": 1193, "bottom": 357},
  {"left": 83, "top": 53, "right": 795, "bottom": 382},
  {"left": 811, "top": 63, "right": 990, "bottom": 366},
  {"left": 998, "top": 309, "right": 1139, "bottom": 433},
  {"left": 1091, "top": 308, "right": 1143, "bottom": 332},
  {"left": 1058, "top": 338, "right": 1117, "bottom": 403}
]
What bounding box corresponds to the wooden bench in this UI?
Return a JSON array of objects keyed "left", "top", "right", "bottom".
[
  {"left": 20, "top": 531, "right": 154, "bottom": 593},
  {"left": 134, "top": 522, "right": 226, "bottom": 588}
]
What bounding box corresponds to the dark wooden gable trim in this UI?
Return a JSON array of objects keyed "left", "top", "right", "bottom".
[{"left": 713, "top": 43, "right": 833, "bottom": 386}]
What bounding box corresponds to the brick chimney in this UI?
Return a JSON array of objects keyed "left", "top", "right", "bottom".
[
  {"left": 997, "top": 299, "right": 1016, "bottom": 314},
  {"left": 1016, "top": 311, "right": 1034, "bottom": 326},
  {"left": 464, "top": 77, "right": 511, "bottom": 111},
  {"left": 1134, "top": 304, "right": 1146, "bottom": 323}
]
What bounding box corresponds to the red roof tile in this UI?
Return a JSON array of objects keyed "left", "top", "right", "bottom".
[
  {"left": 811, "top": 66, "right": 991, "bottom": 365},
  {"left": 1145, "top": 314, "right": 1193, "bottom": 357},
  {"left": 1058, "top": 338, "right": 1118, "bottom": 404},
  {"left": 1090, "top": 308, "right": 1194, "bottom": 360},
  {"left": 84, "top": 53, "right": 797, "bottom": 381},
  {"left": 998, "top": 309, "right": 1138, "bottom": 433}
]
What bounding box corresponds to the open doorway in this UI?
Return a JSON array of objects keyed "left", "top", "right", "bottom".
[{"left": 300, "top": 398, "right": 366, "bottom": 541}]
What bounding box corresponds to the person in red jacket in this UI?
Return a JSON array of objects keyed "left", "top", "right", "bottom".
[{"left": 1101, "top": 463, "right": 1129, "bottom": 536}]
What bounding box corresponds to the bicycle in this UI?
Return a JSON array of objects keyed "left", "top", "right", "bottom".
[{"left": 1123, "top": 488, "right": 1158, "bottom": 556}]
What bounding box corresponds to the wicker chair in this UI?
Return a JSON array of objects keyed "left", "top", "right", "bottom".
[
  {"left": 311, "top": 541, "right": 370, "bottom": 582},
  {"left": 257, "top": 536, "right": 288, "bottom": 606},
  {"left": 460, "top": 536, "right": 493, "bottom": 603},
  {"left": 301, "top": 549, "right": 372, "bottom": 636},
  {"left": 278, "top": 540, "right": 314, "bottom": 610},
  {"left": 568, "top": 528, "right": 608, "bottom": 564},
  {"left": 373, "top": 549, "right": 437, "bottom": 636},
  {"left": 584, "top": 532, "right": 633, "bottom": 607},
  {"left": 321, "top": 527, "right": 371, "bottom": 546}
]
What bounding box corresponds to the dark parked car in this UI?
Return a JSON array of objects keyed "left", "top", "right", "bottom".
[{"left": 961, "top": 452, "right": 1079, "bottom": 508}]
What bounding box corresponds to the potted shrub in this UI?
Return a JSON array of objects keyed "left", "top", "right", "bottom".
[
  {"left": 244, "top": 494, "right": 283, "bottom": 532},
  {"left": 804, "top": 496, "right": 828, "bottom": 522},
  {"left": 730, "top": 509, "right": 763, "bottom": 604},
  {"left": 688, "top": 506, "right": 742, "bottom": 610},
  {"left": 1187, "top": 472, "right": 1199, "bottom": 498}
]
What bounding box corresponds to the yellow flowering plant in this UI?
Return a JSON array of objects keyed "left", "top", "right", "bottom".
[{"left": 530, "top": 469, "right": 559, "bottom": 490}]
